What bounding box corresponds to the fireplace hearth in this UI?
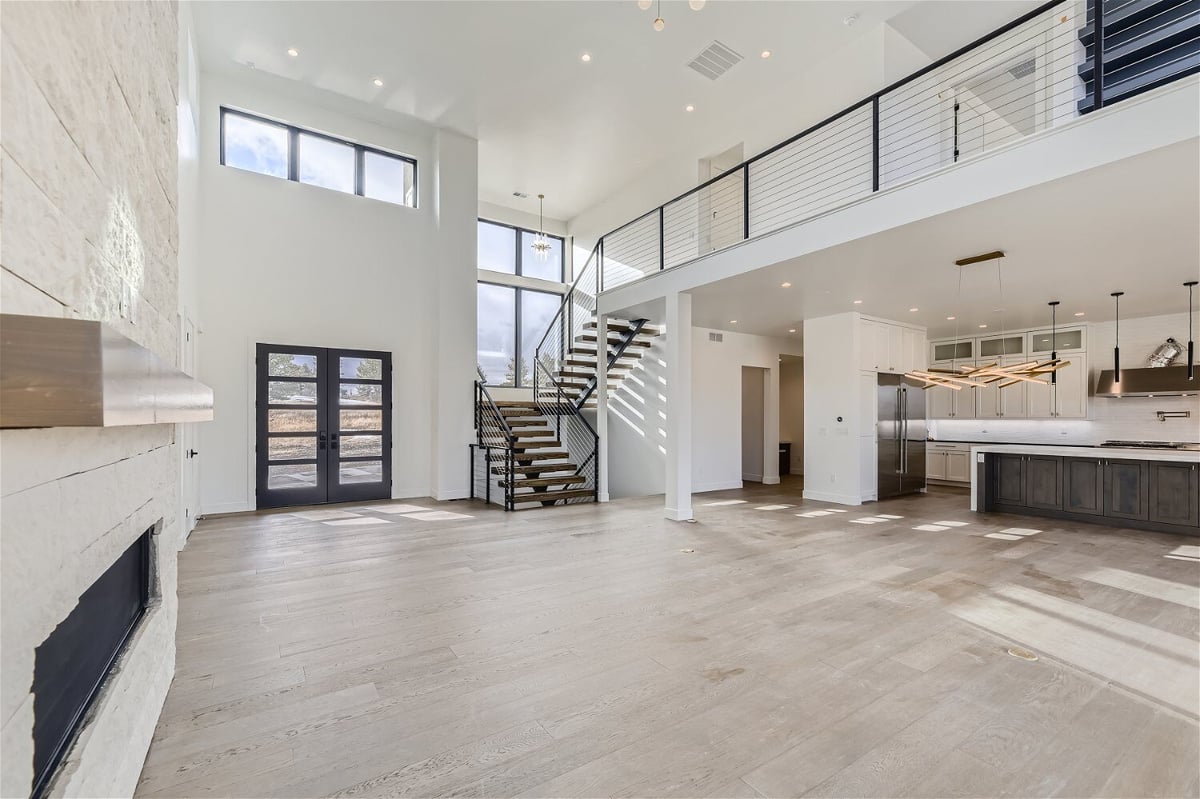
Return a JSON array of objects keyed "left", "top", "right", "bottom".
[{"left": 31, "top": 528, "right": 154, "bottom": 798}]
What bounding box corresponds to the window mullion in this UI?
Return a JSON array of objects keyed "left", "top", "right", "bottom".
[{"left": 288, "top": 127, "right": 299, "bottom": 182}]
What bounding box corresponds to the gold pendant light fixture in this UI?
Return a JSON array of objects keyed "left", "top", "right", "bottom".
[
  {"left": 637, "top": 0, "right": 704, "bottom": 32},
  {"left": 905, "top": 250, "right": 1071, "bottom": 390}
]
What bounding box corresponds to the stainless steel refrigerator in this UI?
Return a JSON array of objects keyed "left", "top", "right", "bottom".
[{"left": 877, "top": 374, "right": 927, "bottom": 498}]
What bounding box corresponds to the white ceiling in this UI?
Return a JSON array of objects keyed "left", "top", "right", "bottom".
[
  {"left": 686, "top": 140, "right": 1200, "bottom": 340},
  {"left": 190, "top": 1, "right": 1038, "bottom": 222}
]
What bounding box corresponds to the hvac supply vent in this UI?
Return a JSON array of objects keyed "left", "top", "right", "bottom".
[
  {"left": 512, "top": 191, "right": 529, "bottom": 199},
  {"left": 709, "top": 332, "right": 724, "bottom": 342},
  {"left": 1008, "top": 57, "right": 1035, "bottom": 80},
  {"left": 688, "top": 41, "right": 743, "bottom": 80}
]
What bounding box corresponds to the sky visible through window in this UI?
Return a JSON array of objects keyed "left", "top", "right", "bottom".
[
  {"left": 298, "top": 133, "right": 354, "bottom": 193},
  {"left": 477, "top": 284, "right": 515, "bottom": 385},
  {"left": 224, "top": 114, "right": 287, "bottom": 178}
]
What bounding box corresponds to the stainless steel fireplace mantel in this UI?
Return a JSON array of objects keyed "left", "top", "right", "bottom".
[{"left": 0, "top": 314, "right": 214, "bottom": 428}]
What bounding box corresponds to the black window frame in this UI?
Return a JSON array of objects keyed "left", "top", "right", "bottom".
[
  {"left": 476, "top": 218, "right": 565, "bottom": 282},
  {"left": 219, "top": 107, "right": 418, "bottom": 208},
  {"left": 476, "top": 218, "right": 567, "bottom": 389}
]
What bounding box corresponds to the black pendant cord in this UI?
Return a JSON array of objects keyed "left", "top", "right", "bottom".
[
  {"left": 1111, "top": 291, "right": 1123, "bottom": 382},
  {"left": 1187, "top": 280, "right": 1197, "bottom": 381},
  {"left": 1048, "top": 300, "right": 1060, "bottom": 385}
]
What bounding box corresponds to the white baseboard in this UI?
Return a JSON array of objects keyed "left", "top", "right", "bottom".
[
  {"left": 665, "top": 505, "right": 694, "bottom": 521},
  {"left": 742, "top": 472, "right": 764, "bottom": 483},
  {"left": 693, "top": 480, "right": 743, "bottom": 494},
  {"left": 762, "top": 476, "right": 780, "bottom": 486},
  {"left": 200, "top": 500, "right": 254, "bottom": 517},
  {"left": 432, "top": 488, "right": 470, "bottom": 501},
  {"left": 801, "top": 489, "right": 862, "bottom": 506},
  {"left": 598, "top": 491, "right": 611, "bottom": 502}
]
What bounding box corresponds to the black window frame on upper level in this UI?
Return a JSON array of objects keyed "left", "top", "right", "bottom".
[
  {"left": 219, "top": 107, "right": 419, "bottom": 209},
  {"left": 477, "top": 218, "right": 566, "bottom": 283}
]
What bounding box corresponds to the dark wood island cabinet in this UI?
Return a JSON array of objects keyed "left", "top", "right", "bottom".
[{"left": 978, "top": 448, "right": 1200, "bottom": 535}]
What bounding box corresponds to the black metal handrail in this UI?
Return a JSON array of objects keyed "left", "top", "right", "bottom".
[
  {"left": 473, "top": 380, "right": 516, "bottom": 510},
  {"left": 532, "top": 358, "right": 600, "bottom": 504},
  {"left": 595, "top": 0, "right": 1198, "bottom": 289}
]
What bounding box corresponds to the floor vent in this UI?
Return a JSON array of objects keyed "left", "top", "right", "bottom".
[{"left": 688, "top": 41, "right": 743, "bottom": 80}]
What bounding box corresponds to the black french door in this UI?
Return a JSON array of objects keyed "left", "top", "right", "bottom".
[{"left": 256, "top": 343, "right": 392, "bottom": 509}]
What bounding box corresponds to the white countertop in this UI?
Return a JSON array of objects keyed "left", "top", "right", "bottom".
[
  {"left": 968, "top": 444, "right": 1199, "bottom": 511},
  {"left": 968, "top": 444, "right": 1200, "bottom": 463}
]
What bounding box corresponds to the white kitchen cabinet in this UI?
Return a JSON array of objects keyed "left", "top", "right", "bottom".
[
  {"left": 1025, "top": 354, "right": 1088, "bottom": 418},
  {"left": 976, "top": 356, "right": 1028, "bottom": 419},
  {"left": 926, "top": 361, "right": 976, "bottom": 419},
  {"left": 859, "top": 317, "right": 925, "bottom": 374},
  {"left": 927, "top": 442, "right": 971, "bottom": 483},
  {"left": 946, "top": 450, "right": 971, "bottom": 481}
]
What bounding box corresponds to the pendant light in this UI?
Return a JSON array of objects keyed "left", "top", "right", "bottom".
[
  {"left": 1048, "top": 300, "right": 1060, "bottom": 385},
  {"left": 1186, "top": 280, "right": 1197, "bottom": 380},
  {"left": 653, "top": 0, "right": 665, "bottom": 31},
  {"left": 530, "top": 194, "right": 552, "bottom": 260},
  {"left": 1111, "top": 291, "right": 1124, "bottom": 383}
]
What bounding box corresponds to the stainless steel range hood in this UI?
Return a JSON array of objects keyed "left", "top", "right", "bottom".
[{"left": 1094, "top": 365, "right": 1200, "bottom": 397}]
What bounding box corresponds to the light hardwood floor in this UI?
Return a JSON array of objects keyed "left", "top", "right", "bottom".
[{"left": 137, "top": 481, "right": 1200, "bottom": 798}]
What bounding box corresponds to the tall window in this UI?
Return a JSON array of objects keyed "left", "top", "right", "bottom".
[
  {"left": 220, "top": 108, "right": 417, "bottom": 208},
  {"left": 476, "top": 219, "right": 566, "bottom": 387}
]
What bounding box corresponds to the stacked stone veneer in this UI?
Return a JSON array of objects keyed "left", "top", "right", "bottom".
[{"left": 1, "top": 2, "right": 181, "bottom": 796}]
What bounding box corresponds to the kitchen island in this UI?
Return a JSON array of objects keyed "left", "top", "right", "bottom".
[{"left": 971, "top": 444, "right": 1200, "bottom": 534}]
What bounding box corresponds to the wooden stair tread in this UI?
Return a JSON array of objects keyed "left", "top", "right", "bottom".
[
  {"left": 505, "top": 418, "right": 546, "bottom": 427},
  {"left": 512, "top": 488, "right": 595, "bottom": 504},
  {"left": 501, "top": 475, "right": 587, "bottom": 488},
  {"left": 584, "top": 320, "right": 662, "bottom": 336},
  {"left": 512, "top": 440, "right": 562, "bottom": 450},
  {"left": 489, "top": 450, "right": 570, "bottom": 462},
  {"left": 491, "top": 464, "right": 577, "bottom": 475},
  {"left": 579, "top": 333, "right": 654, "bottom": 346}
]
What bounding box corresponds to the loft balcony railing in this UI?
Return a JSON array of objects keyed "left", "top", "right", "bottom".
[
  {"left": 593, "top": 0, "right": 1199, "bottom": 292},
  {"left": 530, "top": 0, "right": 1197, "bottom": 411}
]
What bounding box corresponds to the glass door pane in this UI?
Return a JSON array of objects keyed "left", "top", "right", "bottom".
[
  {"left": 256, "top": 344, "right": 329, "bottom": 508},
  {"left": 328, "top": 347, "right": 391, "bottom": 504}
]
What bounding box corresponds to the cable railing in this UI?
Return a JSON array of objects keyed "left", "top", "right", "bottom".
[
  {"left": 469, "top": 380, "right": 515, "bottom": 509},
  {"left": 531, "top": 359, "right": 599, "bottom": 506},
  {"left": 532, "top": 244, "right": 599, "bottom": 401},
  {"left": 596, "top": 0, "right": 1198, "bottom": 291}
]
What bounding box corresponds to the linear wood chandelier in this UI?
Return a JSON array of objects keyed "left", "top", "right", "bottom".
[{"left": 905, "top": 250, "right": 1071, "bottom": 390}]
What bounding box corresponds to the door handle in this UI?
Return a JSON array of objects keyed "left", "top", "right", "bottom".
[
  {"left": 187, "top": 449, "right": 199, "bottom": 458},
  {"left": 331, "top": 433, "right": 340, "bottom": 450},
  {"left": 318, "top": 431, "right": 328, "bottom": 450}
]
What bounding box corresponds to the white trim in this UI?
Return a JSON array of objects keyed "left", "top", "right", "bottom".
[{"left": 801, "top": 489, "right": 863, "bottom": 506}]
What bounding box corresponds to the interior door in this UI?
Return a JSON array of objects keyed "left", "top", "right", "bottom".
[
  {"left": 255, "top": 344, "right": 392, "bottom": 509},
  {"left": 179, "top": 315, "right": 200, "bottom": 537}
]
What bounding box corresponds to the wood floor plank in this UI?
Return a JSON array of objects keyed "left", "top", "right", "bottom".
[{"left": 136, "top": 482, "right": 1200, "bottom": 798}]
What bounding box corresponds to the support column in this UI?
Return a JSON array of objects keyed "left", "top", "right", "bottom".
[
  {"left": 664, "top": 291, "right": 693, "bottom": 521},
  {"left": 595, "top": 311, "right": 610, "bottom": 503}
]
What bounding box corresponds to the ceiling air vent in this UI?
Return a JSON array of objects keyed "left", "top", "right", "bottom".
[
  {"left": 709, "top": 331, "right": 724, "bottom": 342},
  {"left": 512, "top": 191, "right": 529, "bottom": 198},
  {"left": 688, "top": 41, "right": 743, "bottom": 81}
]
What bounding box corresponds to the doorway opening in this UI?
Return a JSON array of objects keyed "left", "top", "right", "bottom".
[
  {"left": 256, "top": 343, "right": 392, "bottom": 509},
  {"left": 779, "top": 354, "right": 804, "bottom": 489},
  {"left": 741, "top": 366, "right": 767, "bottom": 483}
]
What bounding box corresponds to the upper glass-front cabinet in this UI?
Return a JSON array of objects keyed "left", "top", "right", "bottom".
[
  {"left": 978, "top": 335, "right": 1025, "bottom": 358},
  {"left": 932, "top": 341, "right": 973, "bottom": 362},
  {"left": 1029, "top": 328, "right": 1085, "bottom": 353}
]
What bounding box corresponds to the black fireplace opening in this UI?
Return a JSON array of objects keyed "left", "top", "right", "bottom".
[{"left": 31, "top": 528, "right": 152, "bottom": 798}]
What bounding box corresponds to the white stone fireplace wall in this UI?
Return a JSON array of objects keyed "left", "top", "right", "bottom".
[{"left": 1, "top": 3, "right": 182, "bottom": 796}]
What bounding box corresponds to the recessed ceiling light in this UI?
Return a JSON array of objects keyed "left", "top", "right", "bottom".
[
  {"left": 909, "top": 307, "right": 919, "bottom": 312},
  {"left": 761, "top": 50, "right": 772, "bottom": 59},
  {"left": 373, "top": 77, "right": 384, "bottom": 87},
  {"left": 853, "top": 299, "right": 863, "bottom": 304},
  {"left": 581, "top": 52, "right": 592, "bottom": 62},
  {"left": 685, "top": 104, "right": 695, "bottom": 112},
  {"left": 843, "top": 13, "right": 859, "bottom": 26},
  {"left": 1074, "top": 311, "right": 1085, "bottom": 316},
  {"left": 729, "top": 320, "right": 738, "bottom": 324},
  {"left": 781, "top": 282, "right": 791, "bottom": 288},
  {"left": 978, "top": 323, "right": 988, "bottom": 329},
  {"left": 946, "top": 316, "right": 956, "bottom": 320},
  {"left": 287, "top": 47, "right": 299, "bottom": 57},
  {"left": 788, "top": 328, "right": 797, "bottom": 333}
]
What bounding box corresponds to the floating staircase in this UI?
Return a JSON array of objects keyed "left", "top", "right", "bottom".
[{"left": 470, "top": 315, "right": 660, "bottom": 510}]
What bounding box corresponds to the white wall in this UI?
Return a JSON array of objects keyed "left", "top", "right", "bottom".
[
  {"left": 779, "top": 356, "right": 805, "bottom": 474},
  {"left": 196, "top": 72, "right": 478, "bottom": 512},
  {"left": 604, "top": 324, "right": 803, "bottom": 499},
  {"left": 1, "top": 3, "right": 182, "bottom": 796},
  {"left": 803, "top": 314, "right": 866, "bottom": 504},
  {"left": 934, "top": 312, "right": 1200, "bottom": 445}
]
